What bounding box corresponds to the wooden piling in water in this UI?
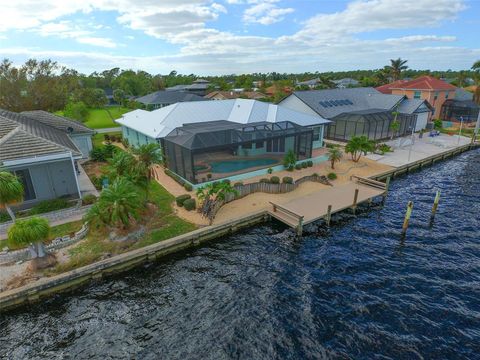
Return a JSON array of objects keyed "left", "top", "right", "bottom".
[
  {"left": 430, "top": 190, "right": 441, "bottom": 223},
  {"left": 297, "top": 216, "right": 304, "bottom": 237},
  {"left": 382, "top": 176, "right": 391, "bottom": 205},
  {"left": 352, "top": 188, "right": 359, "bottom": 215},
  {"left": 402, "top": 201, "right": 414, "bottom": 237},
  {"left": 326, "top": 205, "right": 332, "bottom": 227}
]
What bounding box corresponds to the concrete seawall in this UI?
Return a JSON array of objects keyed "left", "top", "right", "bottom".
[{"left": 0, "top": 211, "right": 269, "bottom": 312}]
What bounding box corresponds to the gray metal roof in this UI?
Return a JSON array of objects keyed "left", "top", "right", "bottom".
[
  {"left": 290, "top": 87, "right": 404, "bottom": 119},
  {"left": 117, "top": 99, "right": 330, "bottom": 139},
  {"left": 21, "top": 110, "right": 94, "bottom": 134},
  {"left": 397, "top": 98, "right": 431, "bottom": 114},
  {"left": 136, "top": 91, "right": 206, "bottom": 105},
  {"left": 0, "top": 109, "right": 82, "bottom": 162}
]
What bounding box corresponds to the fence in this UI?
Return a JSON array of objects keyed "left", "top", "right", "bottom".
[{"left": 206, "top": 174, "right": 331, "bottom": 221}]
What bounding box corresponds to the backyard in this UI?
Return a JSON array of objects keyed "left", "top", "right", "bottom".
[{"left": 84, "top": 107, "right": 130, "bottom": 129}]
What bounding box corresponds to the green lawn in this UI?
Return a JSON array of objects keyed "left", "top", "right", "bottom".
[
  {"left": 92, "top": 131, "right": 122, "bottom": 148},
  {"left": 84, "top": 107, "right": 130, "bottom": 129}
]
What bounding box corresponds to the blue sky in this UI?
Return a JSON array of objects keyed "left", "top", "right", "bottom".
[{"left": 0, "top": 0, "right": 479, "bottom": 75}]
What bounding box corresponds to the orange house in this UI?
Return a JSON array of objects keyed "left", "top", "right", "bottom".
[{"left": 376, "top": 76, "right": 457, "bottom": 119}]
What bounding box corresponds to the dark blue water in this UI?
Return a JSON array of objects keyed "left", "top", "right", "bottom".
[{"left": 1, "top": 150, "right": 480, "bottom": 360}]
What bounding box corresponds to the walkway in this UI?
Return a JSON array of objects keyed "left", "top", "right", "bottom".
[{"left": 269, "top": 176, "right": 386, "bottom": 232}]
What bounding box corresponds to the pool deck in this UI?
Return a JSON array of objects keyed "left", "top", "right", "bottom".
[{"left": 269, "top": 176, "right": 387, "bottom": 234}]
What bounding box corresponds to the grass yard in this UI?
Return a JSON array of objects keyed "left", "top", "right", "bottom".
[
  {"left": 92, "top": 131, "right": 122, "bottom": 148},
  {"left": 84, "top": 107, "right": 130, "bottom": 129},
  {"left": 51, "top": 181, "right": 196, "bottom": 274}
]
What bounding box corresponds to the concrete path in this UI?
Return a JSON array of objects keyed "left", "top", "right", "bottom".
[
  {"left": 367, "top": 133, "right": 471, "bottom": 168},
  {"left": 95, "top": 127, "right": 122, "bottom": 133}
]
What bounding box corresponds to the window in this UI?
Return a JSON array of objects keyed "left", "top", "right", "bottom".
[
  {"left": 145, "top": 135, "right": 149, "bottom": 143},
  {"left": 414, "top": 91, "right": 421, "bottom": 99},
  {"left": 136, "top": 132, "right": 140, "bottom": 145},
  {"left": 14, "top": 169, "right": 36, "bottom": 201},
  {"left": 445, "top": 91, "right": 450, "bottom": 99},
  {"left": 313, "top": 127, "right": 321, "bottom": 141}
]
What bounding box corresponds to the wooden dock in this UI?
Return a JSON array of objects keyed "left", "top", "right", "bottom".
[{"left": 269, "top": 176, "right": 387, "bottom": 235}]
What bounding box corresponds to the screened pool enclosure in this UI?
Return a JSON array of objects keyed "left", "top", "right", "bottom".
[
  {"left": 164, "top": 120, "right": 313, "bottom": 184},
  {"left": 325, "top": 109, "right": 418, "bottom": 142}
]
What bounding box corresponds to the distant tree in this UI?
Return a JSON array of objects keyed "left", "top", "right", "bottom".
[
  {"left": 64, "top": 101, "right": 89, "bottom": 122},
  {"left": 387, "top": 58, "right": 409, "bottom": 81},
  {"left": 113, "top": 88, "right": 126, "bottom": 104},
  {"left": 7, "top": 217, "right": 50, "bottom": 265},
  {"left": 345, "top": 136, "right": 375, "bottom": 162},
  {"left": 328, "top": 147, "right": 343, "bottom": 169},
  {"left": 0, "top": 171, "right": 24, "bottom": 221}
]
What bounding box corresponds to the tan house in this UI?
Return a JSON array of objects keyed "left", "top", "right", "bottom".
[{"left": 376, "top": 76, "right": 457, "bottom": 119}]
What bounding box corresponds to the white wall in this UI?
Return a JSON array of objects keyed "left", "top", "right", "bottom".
[{"left": 415, "top": 112, "right": 429, "bottom": 131}]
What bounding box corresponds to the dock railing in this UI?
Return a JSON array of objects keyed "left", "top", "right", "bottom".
[
  {"left": 350, "top": 175, "right": 387, "bottom": 191},
  {"left": 269, "top": 201, "right": 304, "bottom": 235}
]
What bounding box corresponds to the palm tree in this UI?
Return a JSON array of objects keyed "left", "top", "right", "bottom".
[
  {"left": 133, "top": 143, "right": 163, "bottom": 193},
  {"left": 388, "top": 58, "right": 408, "bottom": 81},
  {"left": 8, "top": 217, "right": 50, "bottom": 263},
  {"left": 0, "top": 171, "right": 24, "bottom": 221},
  {"left": 345, "top": 136, "right": 375, "bottom": 162},
  {"left": 86, "top": 178, "right": 143, "bottom": 229},
  {"left": 328, "top": 147, "right": 343, "bottom": 169},
  {"left": 472, "top": 60, "right": 480, "bottom": 72},
  {"left": 107, "top": 151, "right": 148, "bottom": 189}
]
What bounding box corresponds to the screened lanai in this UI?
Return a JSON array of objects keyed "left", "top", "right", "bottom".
[
  {"left": 440, "top": 99, "right": 479, "bottom": 123},
  {"left": 164, "top": 120, "right": 313, "bottom": 184},
  {"left": 325, "top": 109, "right": 417, "bottom": 142}
]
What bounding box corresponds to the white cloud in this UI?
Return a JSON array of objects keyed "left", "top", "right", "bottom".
[
  {"left": 76, "top": 37, "right": 117, "bottom": 48},
  {"left": 243, "top": 0, "right": 294, "bottom": 25}
]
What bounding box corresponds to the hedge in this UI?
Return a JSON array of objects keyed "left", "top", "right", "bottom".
[
  {"left": 183, "top": 198, "right": 196, "bottom": 211},
  {"left": 270, "top": 176, "right": 280, "bottom": 184},
  {"left": 327, "top": 172, "right": 337, "bottom": 180},
  {"left": 282, "top": 176, "right": 293, "bottom": 184},
  {"left": 176, "top": 194, "right": 191, "bottom": 207}
]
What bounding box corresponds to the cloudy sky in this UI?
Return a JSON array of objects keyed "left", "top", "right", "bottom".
[{"left": 0, "top": 0, "right": 479, "bottom": 75}]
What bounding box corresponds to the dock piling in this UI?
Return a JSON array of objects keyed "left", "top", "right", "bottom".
[
  {"left": 352, "top": 188, "right": 359, "bottom": 215},
  {"left": 430, "top": 190, "right": 441, "bottom": 223},
  {"left": 401, "top": 201, "right": 414, "bottom": 237},
  {"left": 297, "top": 216, "right": 304, "bottom": 237},
  {"left": 382, "top": 176, "right": 390, "bottom": 205},
  {"left": 326, "top": 205, "right": 332, "bottom": 227}
]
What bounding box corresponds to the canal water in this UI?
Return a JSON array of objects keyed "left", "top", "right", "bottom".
[{"left": 1, "top": 149, "right": 480, "bottom": 359}]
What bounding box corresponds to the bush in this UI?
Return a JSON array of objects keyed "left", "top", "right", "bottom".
[
  {"left": 222, "top": 179, "right": 231, "bottom": 185},
  {"left": 376, "top": 143, "right": 392, "bottom": 155},
  {"left": 260, "top": 178, "right": 270, "bottom": 183},
  {"left": 327, "top": 172, "right": 337, "bottom": 180},
  {"left": 82, "top": 194, "right": 97, "bottom": 205},
  {"left": 433, "top": 119, "right": 442, "bottom": 129},
  {"left": 267, "top": 167, "right": 273, "bottom": 174},
  {"left": 165, "top": 168, "right": 186, "bottom": 186},
  {"left": 176, "top": 194, "right": 191, "bottom": 207},
  {"left": 0, "top": 211, "right": 11, "bottom": 223},
  {"left": 270, "top": 176, "right": 280, "bottom": 184},
  {"left": 282, "top": 176, "right": 293, "bottom": 184},
  {"left": 295, "top": 164, "right": 302, "bottom": 170},
  {"left": 307, "top": 160, "right": 313, "bottom": 167},
  {"left": 121, "top": 138, "right": 130, "bottom": 148},
  {"left": 104, "top": 134, "right": 110, "bottom": 142},
  {"left": 234, "top": 181, "right": 243, "bottom": 187},
  {"left": 90, "top": 148, "right": 107, "bottom": 162},
  {"left": 287, "top": 165, "right": 294, "bottom": 172},
  {"left": 28, "top": 198, "right": 71, "bottom": 215},
  {"left": 183, "top": 198, "right": 196, "bottom": 211},
  {"left": 301, "top": 162, "right": 308, "bottom": 168}
]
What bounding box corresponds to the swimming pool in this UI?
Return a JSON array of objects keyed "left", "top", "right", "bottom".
[{"left": 210, "top": 158, "right": 279, "bottom": 173}]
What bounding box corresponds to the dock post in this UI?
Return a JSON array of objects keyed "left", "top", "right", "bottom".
[
  {"left": 297, "top": 216, "right": 304, "bottom": 237},
  {"left": 382, "top": 176, "right": 391, "bottom": 205},
  {"left": 430, "top": 190, "right": 441, "bottom": 223},
  {"left": 401, "top": 201, "right": 414, "bottom": 237},
  {"left": 352, "top": 188, "right": 359, "bottom": 215},
  {"left": 326, "top": 205, "right": 332, "bottom": 227}
]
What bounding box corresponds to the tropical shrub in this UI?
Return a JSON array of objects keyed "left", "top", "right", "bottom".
[
  {"left": 260, "top": 178, "right": 270, "bottom": 183},
  {"left": 183, "top": 198, "right": 196, "bottom": 211},
  {"left": 0, "top": 211, "right": 10, "bottom": 223},
  {"left": 0, "top": 170, "right": 24, "bottom": 221},
  {"left": 82, "top": 194, "right": 97, "bottom": 205},
  {"left": 307, "top": 161, "right": 313, "bottom": 167},
  {"left": 282, "top": 176, "right": 293, "bottom": 184},
  {"left": 287, "top": 165, "right": 294, "bottom": 172},
  {"left": 28, "top": 198, "right": 70, "bottom": 215},
  {"left": 376, "top": 143, "right": 393, "bottom": 155},
  {"left": 327, "top": 172, "right": 337, "bottom": 180},
  {"left": 295, "top": 164, "right": 302, "bottom": 170},
  {"left": 301, "top": 162, "right": 308, "bottom": 169},
  {"left": 283, "top": 149, "right": 297, "bottom": 169},
  {"left": 222, "top": 179, "right": 231, "bottom": 185},
  {"left": 184, "top": 183, "right": 193, "bottom": 191},
  {"left": 433, "top": 119, "right": 442, "bottom": 129},
  {"left": 270, "top": 176, "right": 280, "bottom": 184},
  {"left": 345, "top": 136, "right": 375, "bottom": 162},
  {"left": 328, "top": 147, "right": 343, "bottom": 169},
  {"left": 8, "top": 217, "right": 50, "bottom": 262},
  {"left": 176, "top": 194, "right": 191, "bottom": 207},
  {"left": 267, "top": 168, "right": 273, "bottom": 174}
]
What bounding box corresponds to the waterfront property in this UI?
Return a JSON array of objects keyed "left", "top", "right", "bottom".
[
  {"left": 376, "top": 76, "right": 457, "bottom": 119},
  {"left": 0, "top": 109, "right": 87, "bottom": 207},
  {"left": 279, "top": 87, "right": 432, "bottom": 141},
  {"left": 117, "top": 99, "right": 330, "bottom": 184}
]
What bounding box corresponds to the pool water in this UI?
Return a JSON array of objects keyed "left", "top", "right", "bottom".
[{"left": 210, "top": 158, "right": 279, "bottom": 173}]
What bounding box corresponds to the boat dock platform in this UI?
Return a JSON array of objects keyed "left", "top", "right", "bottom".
[{"left": 269, "top": 176, "right": 388, "bottom": 235}]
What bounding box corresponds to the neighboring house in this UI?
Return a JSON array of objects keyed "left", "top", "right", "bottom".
[
  {"left": 332, "top": 78, "right": 360, "bottom": 88},
  {"left": 166, "top": 79, "right": 211, "bottom": 96},
  {"left": 296, "top": 78, "right": 320, "bottom": 89},
  {"left": 21, "top": 110, "right": 94, "bottom": 158},
  {"left": 376, "top": 76, "right": 456, "bottom": 119},
  {"left": 0, "top": 109, "right": 85, "bottom": 207},
  {"left": 116, "top": 99, "right": 330, "bottom": 184},
  {"left": 279, "top": 87, "right": 432, "bottom": 141},
  {"left": 205, "top": 90, "right": 266, "bottom": 100},
  {"left": 135, "top": 91, "right": 207, "bottom": 110}
]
